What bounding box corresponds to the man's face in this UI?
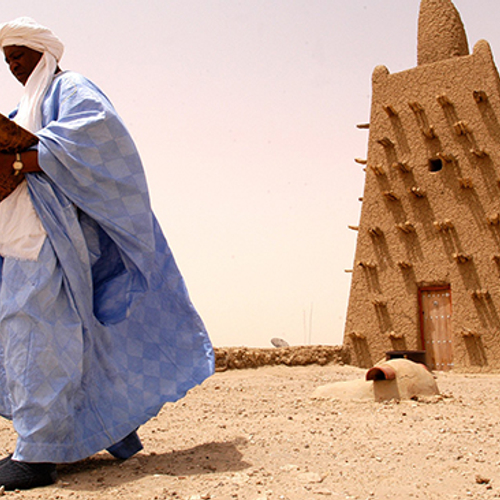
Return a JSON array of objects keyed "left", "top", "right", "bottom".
[{"left": 3, "top": 45, "right": 43, "bottom": 85}]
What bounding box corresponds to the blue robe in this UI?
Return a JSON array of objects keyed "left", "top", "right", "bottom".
[{"left": 0, "top": 71, "right": 214, "bottom": 463}]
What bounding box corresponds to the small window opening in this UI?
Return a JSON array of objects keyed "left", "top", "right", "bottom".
[{"left": 429, "top": 158, "right": 443, "bottom": 172}]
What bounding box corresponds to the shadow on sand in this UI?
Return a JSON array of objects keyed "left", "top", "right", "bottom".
[{"left": 57, "top": 438, "right": 251, "bottom": 492}]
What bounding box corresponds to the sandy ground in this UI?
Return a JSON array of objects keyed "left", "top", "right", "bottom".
[{"left": 1, "top": 362, "right": 500, "bottom": 500}]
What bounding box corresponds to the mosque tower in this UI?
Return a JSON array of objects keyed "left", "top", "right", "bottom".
[{"left": 343, "top": 0, "right": 500, "bottom": 371}]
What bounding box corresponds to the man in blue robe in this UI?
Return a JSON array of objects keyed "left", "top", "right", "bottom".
[{"left": 0, "top": 17, "right": 214, "bottom": 490}]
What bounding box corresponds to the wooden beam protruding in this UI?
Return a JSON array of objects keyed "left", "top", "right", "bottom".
[
  {"left": 436, "top": 94, "right": 453, "bottom": 107},
  {"left": 487, "top": 213, "right": 500, "bottom": 225},
  {"left": 433, "top": 219, "right": 454, "bottom": 232},
  {"left": 408, "top": 101, "right": 424, "bottom": 113},
  {"left": 377, "top": 137, "right": 394, "bottom": 148},
  {"left": 470, "top": 148, "right": 488, "bottom": 158},
  {"left": 453, "top": 253, "right": 472, "bottom": 263},
  {"left": 368, "top": 226, "right": 383, "bottom": 237},
  {"left": 409, "top": 101, "right": 436, "bottom": 139},
  {"left": 422, "top": 126, "right": 436, "bottom": 139},
  {"left": 386, "top": 331, "right": 404, "bottom": 340},
  {"left": 369, "top": 164, "right": 386, "bottom": 176},
  {"left": 436, "top": 152, "right": 455, "bottom": 163},
  {"left": 392, "top": 161, "right": 411, "bottom": 173},
  {"left": 453, "top": 120, "right": 471, "bottom": 136},
  {"left": 383, "top": 105, "right": 398, "bottom": 117},
  {"left": 348, "top": 331, "right": 366, "bottom": 340},
  {"left": 471, "top": 289, "right": 490, "bottom": 300},
  {"left": 459, "top": 177, "right": 473, "bottom": 189},
  {"left": 397, "top": 261, "right": 412, "bottom": 269},
  {"left": 357, "top": 261, "right": 376, "bottom": 269},
  {"left": 396, "top": 221, "right": 416, "bottom": 233},
  {"left": 461, "top": 328, "right": 481, "bottom": 338},
  {"left": 473, "top": 90, "right": 488, "bottom": 103},
  {"left": 409, "top": 186, "right": 426, "bottom": 198},
  {"left": 383, "top": 191, "right": 400, "bottom": 202}
]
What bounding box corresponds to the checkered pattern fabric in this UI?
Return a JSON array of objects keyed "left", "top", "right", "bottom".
[{"left": 0, "top": 72, "right": 214, "bottom": 463}]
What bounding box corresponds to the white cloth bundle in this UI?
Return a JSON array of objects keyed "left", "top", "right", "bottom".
[{"left": 0, "top": 18, "right": 64, "bottom": 260}]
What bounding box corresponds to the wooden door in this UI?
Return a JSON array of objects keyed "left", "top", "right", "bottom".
[{"left": 419, "top": 287, "right": 453, "bottom": 371}]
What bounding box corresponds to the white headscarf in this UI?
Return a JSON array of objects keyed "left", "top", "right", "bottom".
[
  {"left": 0, "top": 17, "right": 64, "bottom": 132},
  {"left": 0, "top": 18, "right": 63, "bottom": 260}
]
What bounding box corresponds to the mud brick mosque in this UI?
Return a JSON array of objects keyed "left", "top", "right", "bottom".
[{"left": 344, "top": 0, "right": 500, "bottom": 371}]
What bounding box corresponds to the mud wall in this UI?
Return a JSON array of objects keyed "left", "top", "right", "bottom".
[
  {"left": 214, "top": 345, "right": 349, "bottom": 372},
  {"left": 344, "top": 40, "right": 500, "bottom": 371}
]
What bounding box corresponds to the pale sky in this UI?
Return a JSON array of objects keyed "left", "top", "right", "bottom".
[{"left": 0, "top": 1, "right": 498, "bottom": 348}]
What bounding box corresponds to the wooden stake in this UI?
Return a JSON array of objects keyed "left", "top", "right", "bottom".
[
  {"left": 396, "top": 222, "right": 416, "bottom": 233},
  {"left": 369, "top": 164, "right": 386, "bottom": 176},
  {"left": 434, "top": 220, "right": 454, "bottom": 231},
  {"left": 473, "top": 90, "right": 488, "bottom": 103},
  {"left": 453, "top": 253, "right": 472, "bottom": 263},
  {"left": 487, "top": 213, "right": 500, "bottom": 225},
  {"left": 398, "top": 261, "right": 413, "bottom": 269},
  {"left": 383, "top": 105, "right": 398, "bottom": 117},
  {"left": 453, "top": 120, "right": 471, "bottom": 136},
  {"left": 368, "top": 226, "right": 383, "bottom": 237},
  {"left": 348, "top": 331, "right": 366, "bottom": 340},
  {"left": 392, "top": 161, "right": 412, "bottom": 173},
  {"left": 409, "top": 186, "right": 426, "bottom": 198},
  {"left": 354, "top": 158, "right": 368, "bottom": 165},
  {"left": 436, "top": 94, "right": 452, "bottom": 107},
  {"left": 357, "top": 261, "right": 377, "bottom": 269},
  {"left": 470, "top": 148, "right": 488, "bottom": 158},
  {"left": 459, "top": 177, "right": 473, "bottom": 189},
  {"left": 377, "top": 137, "right": 394, "bottom": 148},
  {"left": 383, "top": 191, "right": 400, "bottom": 201}
]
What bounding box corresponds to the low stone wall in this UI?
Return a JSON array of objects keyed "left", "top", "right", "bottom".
[{"left": 214, "top": 345, "right": 350, "bottom": 372}]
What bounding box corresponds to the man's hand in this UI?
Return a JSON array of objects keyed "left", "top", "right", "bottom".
[{"left": 0, "top": 150, "right": 42, "bottom": 175}]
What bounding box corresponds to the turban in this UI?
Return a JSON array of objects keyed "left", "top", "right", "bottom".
[
  {"left": 0, "top": 17, "right": 64, "bottom": 61},
  {"left": 0, "top": 17, "right": 65, "bottom": 132}
]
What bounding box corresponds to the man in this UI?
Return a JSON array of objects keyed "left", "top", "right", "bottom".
[{"left": 0, "top": 17, "right": 214, "bottom": 490}]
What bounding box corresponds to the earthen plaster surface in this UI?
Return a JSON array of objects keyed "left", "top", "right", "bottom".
[
  {"left": 418, "top": 0, "right": 469, "bottom": 65},
  {"left": 344, "top": 0, "right": 500, "bottom": 372}
]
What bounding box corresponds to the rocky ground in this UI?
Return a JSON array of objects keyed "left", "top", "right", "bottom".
[{"left": 0, "top": 354, "right": 500, "bottom": 500}]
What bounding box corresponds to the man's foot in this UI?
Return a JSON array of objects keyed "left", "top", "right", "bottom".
[
  {"left": 0, "top": 457, "right": 56, "bottom": 490},
  {"left": 106, "top": 430, "right": 143, "bottom": 459}
]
